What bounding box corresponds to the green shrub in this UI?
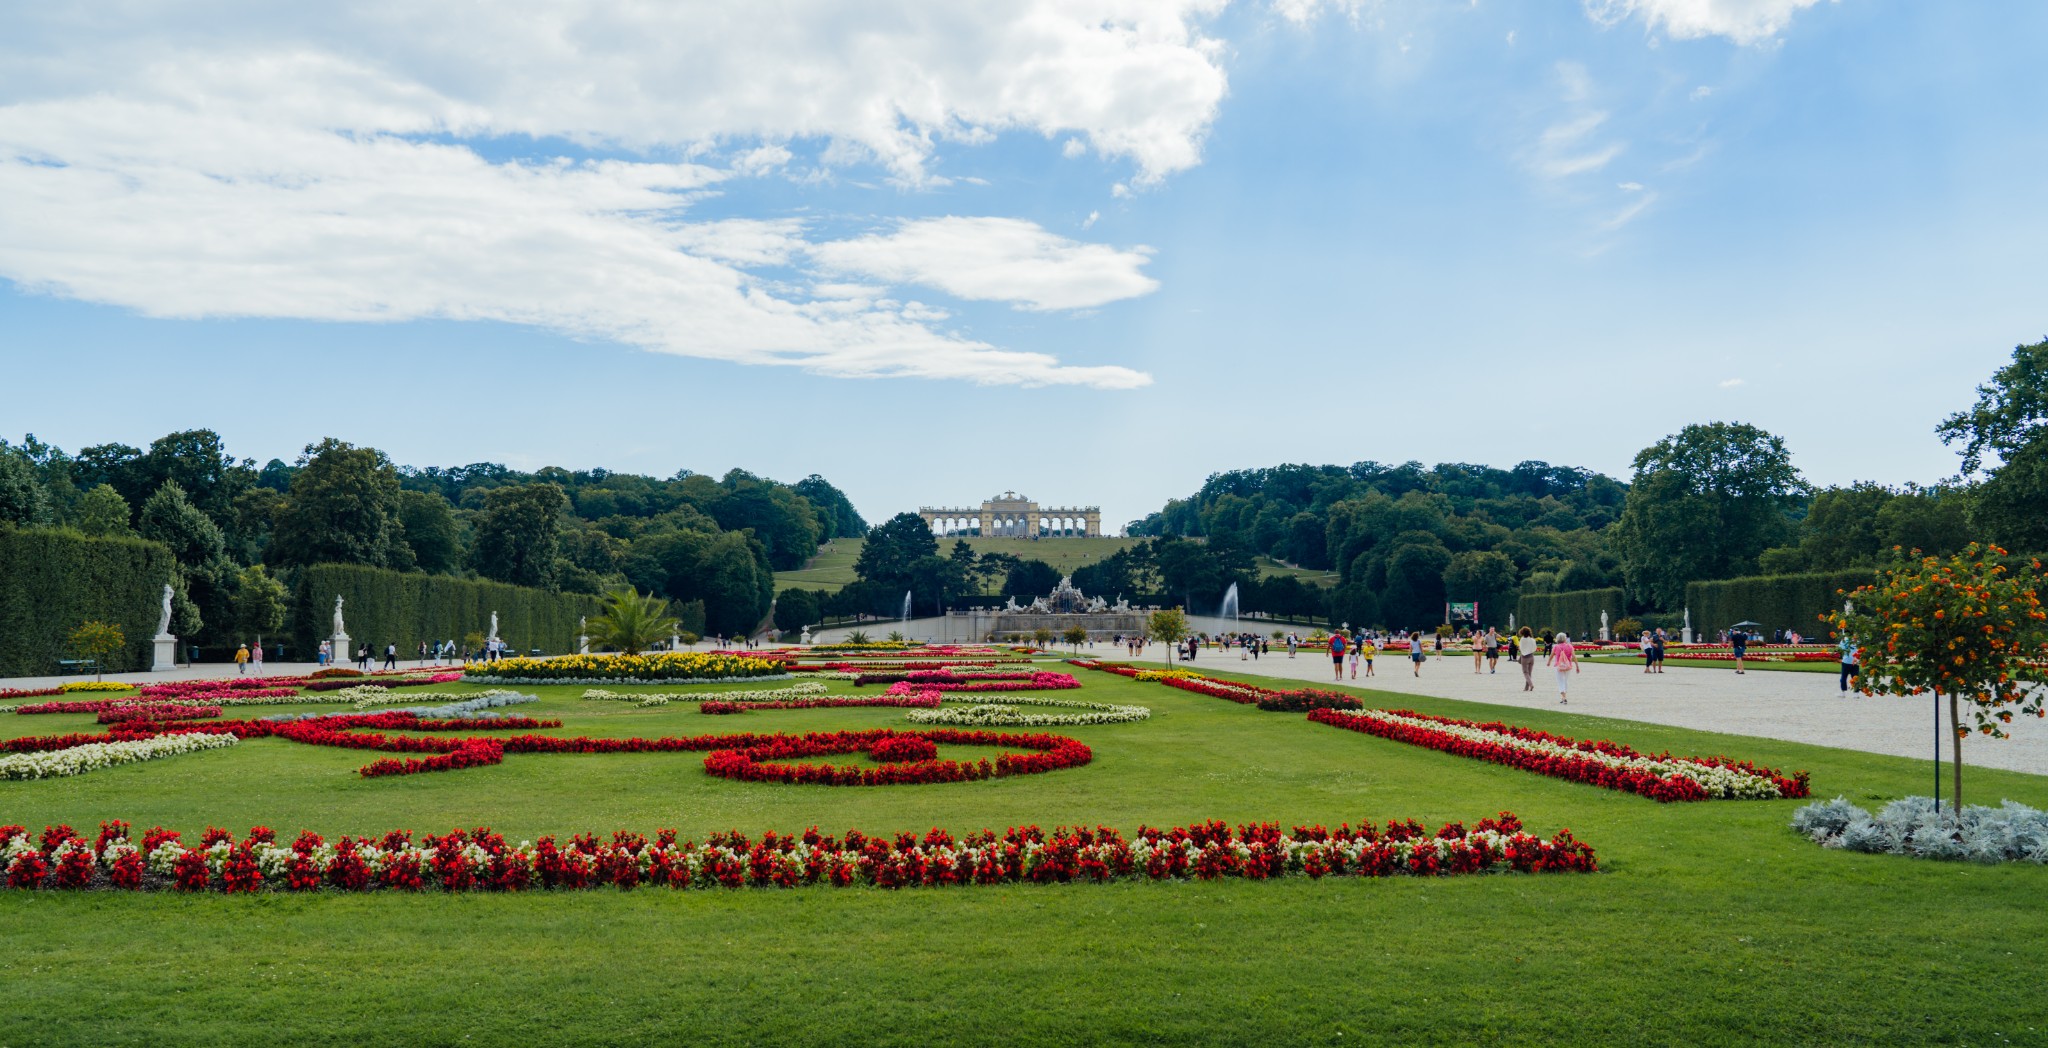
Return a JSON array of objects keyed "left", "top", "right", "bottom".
[
  {"left": 1514, "top": 588, "right": 1625, "bottom": 640},
  {"left": 292, "top": 563, "right": 599, "bottom": 657},
  {"left": 1685, "top": 569, "right": 1873, "bottom": 638},
  {"left": 0, "top": 527, "right": 176, "bottom": 676}
]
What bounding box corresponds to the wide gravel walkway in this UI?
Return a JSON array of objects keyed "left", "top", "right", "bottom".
[{"left": 1114, "top": 644, "right": 2048, "bottom": 776}]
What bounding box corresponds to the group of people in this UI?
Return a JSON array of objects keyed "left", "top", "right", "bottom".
[{"left": 1310, "top": 626, "right": 1580, "bottom": 701}]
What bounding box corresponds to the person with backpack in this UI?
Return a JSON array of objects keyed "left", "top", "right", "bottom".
[
  {"left": 1327, "top": 630, "right": 1347, "bottom": 681},
  {"left": 1549, "top": 632, "right": 1580, "bottom": 703}
]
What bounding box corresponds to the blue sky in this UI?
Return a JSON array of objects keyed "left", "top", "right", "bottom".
[{"left": 2, "top": 1, "right": 2044, "bottom": 529}]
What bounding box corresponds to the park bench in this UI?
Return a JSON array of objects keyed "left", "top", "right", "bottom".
[{"left": 56, "top": 658, "right": 97, "bottom": 676}]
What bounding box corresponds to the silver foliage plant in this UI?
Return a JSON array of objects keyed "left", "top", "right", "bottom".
[{"left": 1791, "top": 795, "right": 2048, "bottom": 864}]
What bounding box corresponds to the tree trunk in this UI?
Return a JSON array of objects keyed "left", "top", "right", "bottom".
[{"left": 1948, "top": 691, "right": 1964, "bottom": 817}]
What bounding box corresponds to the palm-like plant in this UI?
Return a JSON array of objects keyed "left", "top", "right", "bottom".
[{"left": 585, "top": 587, "right": 680, "bottom": 655}]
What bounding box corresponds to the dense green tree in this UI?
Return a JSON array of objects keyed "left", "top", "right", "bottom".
[
  {"left": 396, "top": 489, "right": 463, "bottom": 575},
  {"left": 0, "top": 449, "right": 49, "bottom": 526},
  {"left": 854, "top": 513, "right": 940, "bottom": 591},
  {"left": 1937, "top": 337, "right": 2048, "bottom": 475},
  {"left": 268, "top": 439, "right": 411, "bottom": 570},
  {"left": 1381, "top": 539, "right": 1452, "bottom": 628},
  {"left": 226, "top": 486, "right": 281, "bottom": 564},
  {"left": 472, "top": 483, "right": 568, "bottom": 589},
  {"left": 232, "top": 564, "right": 288, "bottom": 644},
  {"left": 773, "top": 587, "right": 822, "bottom": 633},
  {"left": 1326, "top": 583, "right": 1381, "bottom": 631},
  {"left": 1002, "top": 558, "right": 1062, "bottom": 598},
  {"left": 1876, "top": 486, "right": 1971, "bottom": 555},
  {"left": 1616, "top": 422, "right": 1804, "bottom": 609},
  {"left": 793, "top": 475, "right": 868, "bottom": 540},
  {"left": 135, "top": 429, "right": 253, "bottom": 529},
  {"left": 139, "top": 479, "right": 235, "bottom": 643},
  {"left": 708, "top": 470, "right": 820, "bottom": 570},
  {"left": 1442, "top": 550, "right": 1519, "bottom": 628},
  {"left": 73, "top": 483, "right": 135, "bottom": 537}
]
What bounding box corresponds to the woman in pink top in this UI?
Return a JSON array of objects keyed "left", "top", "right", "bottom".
[{"left": 1548, "top": 632, "right": 1580, "bottom": 704}]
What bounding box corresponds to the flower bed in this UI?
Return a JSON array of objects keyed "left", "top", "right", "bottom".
[
  {"left": 1308, "top": 708, "right": 1809, "bottom": 801},
  {"left": 699, "top": 694, "right": 943, "bottom": 715},
  {"left": 1071, "top": 660, "right": 1358, "bottom": 712},
  {"left": 466, "top": 652, "right": 787, "bottom": 685},
  {"left": 878, "top": 672, "right": 1079, "bottom": 695},
  {"left": 583, "top": 682, "right": 831, "bottom": 707},
  {"left": 701, "top": 728, "right": 1090, "bottom": 786},
  {"left": 97, "top": 706, "right": 223, "bottom": 724},
  {"left": 0, "top": 687, "right": 65, "bottom": 701},
  {"left": 0, "top": 733, "right": 240, "bottom": 780},
  {"left": 0, "top": 812, "right": 1596, "bottom": 893},
  {"left": 304, "top": 672, "right": 463, "bottom": 692},
  {"left": 904, "top": 696, "right": 1151, "bottom": 727},
  {"left": 61, "top": 681, "right": 133, "bottom": 693}
]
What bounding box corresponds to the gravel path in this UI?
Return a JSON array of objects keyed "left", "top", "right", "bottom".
[{"left": 1107, "top": 643, "right": 2048, "bottom": 776}]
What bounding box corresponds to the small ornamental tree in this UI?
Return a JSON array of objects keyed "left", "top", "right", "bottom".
[
  {"left": 1061, "top": 625, "right": 1088, "bottom": 651},
  {"left": 67, "top": 620, "right": 126, "bottom": 681},
  {"left": 1031, "top": 627, "right": 1054, "bottom": 649},
  {"left": 1148, "top": 609, "right": 1190, "bottom": 662},
  {"left": 1828, "top": 543, "right": 2048, "bottom": 814}
]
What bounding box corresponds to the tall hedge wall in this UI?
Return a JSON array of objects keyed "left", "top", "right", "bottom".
[
  {"left": 1515, "top": 587, "right": 1627, "bottom": 640},
  {"left": 293, "top": 564, "right": 601, "bottom": 658},
  {"left": 0, "top": 527, "right": 177, "bottom": 677},
  {"left": 1685, "top": 569, "right": 1874, "bottom": 638}
]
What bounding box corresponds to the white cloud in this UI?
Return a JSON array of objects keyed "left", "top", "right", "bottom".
[
  {"left": 1719, "top": 377, "right": 1746, "bottom": 388},
  {"left": 1112, "top": 182, "right": 1133, "bottom": 198},
  {"left": 1691, "top": 85, "right": 1714, "bottom": 100},
  {"left": 1272, "top": 0, "right": 1377, "bottom": 25},
  {"left": 1600, "top": 191, "right": 1659, "bottom": 229},
  {"left": 1506, "top": 30, "right": 1518, "bottom": 45},
  {"left": 1530, "top": 112, "right": 1624, "bottom": 178},
  {"left": 1582, "top": 0, "right": 1828, "bottom": 45},
  {"left": 1618, "top": 181, "right": 1645, "bottom": 191},
  {"left": 0, "top": 3, "right": 1210, "bottom": 388},
  {"left": 810, "top": 217, "right": 1160, "bottom": 311},
  {"left": 1083, "top": 210, "right": 1102, "bottom": 229},
  {"left": 1063, "top": 138, "right": 1089, "bottom": 159}
]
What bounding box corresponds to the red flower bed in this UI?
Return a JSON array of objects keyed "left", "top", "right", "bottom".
[
  {"left": 98, "top": 706, "right": 223, "bottom": 724},
  {"left": 0, "top": 687, "right": 65, "bottom": 700},
  {"left": 702, "top": 728, "right": 1091, "bottom": 786},
  {"left": 1070, "top": 661, "right": 1358, "bottom": 712},
  {"left": 0, "top": 813, "right": 1596, "bottom": 893},
  {"left": 867, "top": 736, "right": 939, "bottom": 763},
  {"left": 304, "top": 673, "right": 462, "bottom": 692},
  {"left": 1307, "top": 708, "right": 1810, "bottom": 802},
  {"left": 14, "top": 698, "right": 145, "bottom": 714},
  {"left": 698, "top": 694, "right": 942, "bottom": 715}
]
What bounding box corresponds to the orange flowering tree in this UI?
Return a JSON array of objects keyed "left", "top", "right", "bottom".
[{"left": 1828, "top": 543, "right": 2048, "bottom": 813}]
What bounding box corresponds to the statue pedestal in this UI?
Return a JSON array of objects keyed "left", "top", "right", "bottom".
[
  {"left": 331, "top": 632, "right": 351, "bottom": 665},
  {"left": 578, "top": 637, "right": 590, "bottom": 655},
  {"left": 152, "top": 633, "right": 178, "bottom": 672},
  {"left": 1681, "top": 628, "right": 1694, "bottom": 645}
]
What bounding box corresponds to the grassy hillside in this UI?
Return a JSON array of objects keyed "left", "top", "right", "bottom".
[{"left": 778, "top": 538, "right": 1333, "bottom": 594}]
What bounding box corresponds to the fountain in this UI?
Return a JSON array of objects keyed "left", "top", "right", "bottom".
[
  {"left": 1219, "top": 582, "right": 1240, "bottom": 625},
  {"left": 901, "top": 591, "right": 913, "bottom": 623}
]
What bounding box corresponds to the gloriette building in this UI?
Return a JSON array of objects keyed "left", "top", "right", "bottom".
[{"left": 919, "top": 492, "right": 1102, "bottom": 538}]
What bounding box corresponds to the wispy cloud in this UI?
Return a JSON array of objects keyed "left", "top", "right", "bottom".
[
  {"left": 1719, "top": 378, "right": 1745, "bottom": 389},
  {"left": 1583, "top": 0, "right": 1828, "bottom": 46}
]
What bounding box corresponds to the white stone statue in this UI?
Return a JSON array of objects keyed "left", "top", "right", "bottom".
[
  {"left": 488, "top": 612, "right": 499, "bottom": 642},
  {"left": 152, "top": 583, "right": 179, "bottom": 671},
  {"left": 1682, "top": 606, "right": 1694, "bottom": 645},
  {"left": 1508, "top": 612, "right": 1516, "bottom": 632},
  {"left": 157, "top": 583, "right": 175, "bottom": 638},
  {"left": 1003, "top": 596, "right": 1022, "bottom": 612},
  {"left": 578, "top": 616, "right": 589, "bottom": 655},
  {"left": 1598, "top": 610, "right": 1610, "bottom": 642},
  {"left": 331, "top": 595, "right": 346, "bottom": 638},
  {"left": 800, "top": 627, "right": 812, "bottom": 645}
]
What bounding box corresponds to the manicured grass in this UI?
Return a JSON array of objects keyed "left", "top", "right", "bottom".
[
  {"left": 1254, "top": 555, "right": 1339, "bottom": 588},
  {"left": 3, "top": 659, "right": 2046, "bottom": 1045}
]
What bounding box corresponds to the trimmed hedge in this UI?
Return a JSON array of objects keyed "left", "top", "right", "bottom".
[
  {"left": 1685, "top": 569, "right": 1873, "bottom": 638},
  {"left": 0, "top": 527, "right": 177, "bottom": 677},
  {"left": 293, "top": 564, "right": 600, "bottom": 658},
  {"left": 1515, "top": 588, "right": 1627, "bottom": 640}
]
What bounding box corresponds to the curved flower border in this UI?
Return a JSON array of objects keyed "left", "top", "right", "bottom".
[
  {"left": 1308, "top": 708, "right": 1810, "bottom": 802},
  {"left": 905, "top": 696, "right": 1152, "bottom": 727}
]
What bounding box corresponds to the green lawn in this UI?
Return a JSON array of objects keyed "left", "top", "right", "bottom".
[
  {"left": 1254, "top": 555, "right": 1339, "bottom": 588},
  {"left": 3, "top": 661, "right": 2046, "bottom": 1045}
]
